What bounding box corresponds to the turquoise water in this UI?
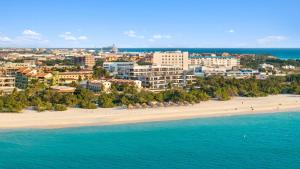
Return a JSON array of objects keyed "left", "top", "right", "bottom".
[
  {"left": 1, "top": 112, "right": 300, "bottom": 169},
  {"left": 119, "top": 48, "right": 300, "bottom": 60}
]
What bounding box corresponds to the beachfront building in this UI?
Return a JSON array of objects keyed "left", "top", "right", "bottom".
[
  {"left": 56, "top": 71, "right": 93, "bottom": 85},
  {"left": 103, "top": 62, "right": 134, "bottom": 76},
  {"left": 74, "top": 55, "right": 95, "bottom": 69},
  {"left": 226, "top": 69, "right": 259, "bottom": 79},
  {"left": 188, "top": 56, "right": 240, "bottom": 70},
  {"left": 282, "top": 65, "right": 296, "bottom": 70},
  {"left": 259, "top": 63, "right": 274, "bottom": 70},
  {"left": 108, "top": 79, "right": 142, "bottom": 89},
  {"left": 15, "top": 68, "right": 53, "bottom": 89},
  {"left": 123, "top": 64, "right": 195, "bottom": 91},
  {"left": 86, "top": 80, "right": 112, "bottom": 93},
  {"left": 150, "top": 51, "right": 189, "bottom": 70},
  {"left": 0, "top": 76, "right": 16, "bottom": 94},
  {"left": 192, "top": 66, "right": 227, "bottom": 77}
]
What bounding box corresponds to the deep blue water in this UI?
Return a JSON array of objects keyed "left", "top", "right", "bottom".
[
  {"left": 119, "top": 48, "right": 300, "bottom": 60},
  {"left": 1, "top": 111, "right": 300, "bottom": 169}
]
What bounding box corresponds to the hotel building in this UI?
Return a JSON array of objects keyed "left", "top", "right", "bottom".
[
  {"left": 103, "top": 62, "right": 135, "bottom": 76},
  {"left": 151, "top": 51, "right": 189, "bottom": 70},
  {"left": 188, "top": 56, "right": 240, "bottom": 70},
  {"left": 124, "top": 64, "right": 195, "bottom": 91}
]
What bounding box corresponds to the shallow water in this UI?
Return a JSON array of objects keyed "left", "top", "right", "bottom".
[{"left": 1, "top": 111, "right": 300, "bottom": 169}]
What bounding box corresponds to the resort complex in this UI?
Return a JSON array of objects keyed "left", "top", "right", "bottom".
[{"left": 0, "top": 47, "right": 299, "bottom": 112}]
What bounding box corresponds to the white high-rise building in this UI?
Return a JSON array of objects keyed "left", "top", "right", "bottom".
[{"left": 151, "top": 51, "right": 189, "bottom": 70}]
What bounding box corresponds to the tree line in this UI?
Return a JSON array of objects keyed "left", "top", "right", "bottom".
[{"left": 0, "top": 74, "right": 300, "bottom": 113}]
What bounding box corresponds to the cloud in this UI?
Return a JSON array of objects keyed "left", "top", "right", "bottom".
[
  {"left": 257, "top": 35, "right": 288, "bottom": 45},
  {"left": 60, "top": 32, "right": 88, "bottom": 41},
  {"left": 228, "top": 29, "right": 235, "bottom": 33},
  {"left": 148, "top": 34, "right": 172, "bottom": 42},
  {"left": 153, "top": 34, "right": 172, "bottom": 39},
  {"left": 148, "top": 38, "right": 155, "bottom": 42},
  {"left": 22, "top": 29, "right": 40, "bottom": 36},
  {"left": 152, "top": 34, "right": 172, "bottom": 39},
  {"left": 22, "top": 29, "right": 42, "bottom": 40},
  {"left": 0, "top": 36, "right": 12, "bottom": 42},
  {"left": 124, "top": 30, "right": 144, "bottom": 38},
  {"left": 78, "top": 36, "right": 88, "bottom": 40},
  {"left": 0, "top": 30, "right": 50, "bottom": 47}
]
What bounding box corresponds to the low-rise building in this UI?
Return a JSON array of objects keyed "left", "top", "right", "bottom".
[
  {"left": 108, "top": 79, "right": 142, "bottom": 89},
  {"left": 282, "top": 65, "right": 296, "bottom": 70},
  {"left": 260, "top": 63, "right": 274, "bottom": 70},
  {"left": 86, "top": 80, "right": 112, "bottom": 93},
  {"left": 0, "top": 76, "right": 15, "bottom": 94},
  {"left": 56, "top": 71, "right": 93, "bottom": 85},
  {"left": 188, "top": 56, "right": 240, "bottom": 70},
  {"left": 0, "top": 62, "right": 36, "bottom": 76},
  {"left": 103, "top": 62, "right": 134, "bottom": 76},
  {"left": 226, "top": 69, "right": 259, "bottom": 79},
  {"left": 15, "top": 68, "right": 53, "bottom": 89}
]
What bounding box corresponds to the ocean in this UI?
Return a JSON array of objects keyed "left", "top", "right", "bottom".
[
  {"left": 119, "top": 48, "right": 300, "bottom": 60},
  {"left": 1, "top": 111, "right": 300, "bottom": 169}
]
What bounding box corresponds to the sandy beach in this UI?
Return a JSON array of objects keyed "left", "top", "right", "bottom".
[{"left": 0, "top": 94, "right": 299, "bottom": 129}]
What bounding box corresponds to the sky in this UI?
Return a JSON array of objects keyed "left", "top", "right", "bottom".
[{"left": 0, "top": 0, "right": 299, "bottom": 48}]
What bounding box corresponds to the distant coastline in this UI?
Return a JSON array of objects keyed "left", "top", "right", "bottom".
[{"left": 118, "top": 48, "right": 300, "bottom": 60}]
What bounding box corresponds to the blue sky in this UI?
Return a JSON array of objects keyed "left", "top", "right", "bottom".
[{"left": 0, "top": 0, "right": 299, "bottom": 48}]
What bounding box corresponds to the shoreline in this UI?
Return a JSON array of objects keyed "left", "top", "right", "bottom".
[{"left": 0, "top": 94, "right": 300, "bottom": 130}]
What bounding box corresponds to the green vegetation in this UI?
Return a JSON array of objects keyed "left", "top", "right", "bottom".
[
  {"left": 93, "top": 59, "right": 110, "bottom": 79},
  {"left": 240, "top": 55, "right": 300, "bottom": 69},
  {"left": 42, "top": 58, "right": 74, "bottom": 66},
  {"left": 0, "top": 74, "right": 300, "bottom": 113}
]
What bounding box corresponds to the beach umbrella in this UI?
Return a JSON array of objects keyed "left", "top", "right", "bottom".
[
  {"left": 163, "top": 102, "right": 169, "bottom": 107},
  {"left": 142, "top": 103, "right": 148, "bottom": 108},
  {"left": 184, "top": 101, "right": 190, "bottom": 106},
  {"left": 158, "top": 102, "right": 164, "bottom": 107},
  {"left": 135, "top": 103, "right": 142, "bottom": 109},
  {"left": 127, "top": 104, "right": 134, "bottom": 109}
]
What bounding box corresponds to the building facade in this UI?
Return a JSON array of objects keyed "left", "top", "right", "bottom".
[
  {"left": 151, "top": 51, "right": 189, "bottom": 70},
  {"left": 188, "top": 56, "right": 240, "bottom": 70},
  {"left": 0, "top": 76, "right": 15, "bottom": 94},
  {"left": 122, "top": 64, "right": 195, "bottom": 91},
  {"left": 15, "top": 68, "right": 53, "bottom": 89},
  {"left": 56, "top": 71, "right": 93, "bottom": 85},
  {"left": 74, "top": 55, "right": 95, "bottom": 69},
  {"left": 103, "top": 62, "right": 134, "bottom": 76}
]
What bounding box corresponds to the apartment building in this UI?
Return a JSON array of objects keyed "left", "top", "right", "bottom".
[
  {"left": 122, "top": 64, "right": 195, "bottom": 91},
  {"left": 188, "top": 56, "right": 240, "bottom": 70},
  {"left": 16, "top": 68, "right": 53, "bottom": 89},
  {"left": 86, "top": 80, "right": 112, "bottom": 93},
  {"left": 0, "top": 62, "right": 36, "bottom": 76},
  {"left": 151, "top": 51, "right": 189, "bottom": 70},
  {"left": 56, "top": 71, "right": 93, "bottom": 85},
  {"left": 74, "top": 55, "right": 95, "bottom": 69},
  {"left": 108, "top": 79, "right": 142, "bottom": 89},
  {"left": 103, "top": 62, "right": 134, "bottom": 76},
  {"left": 0, "top": 76, "right": 15, "bottom": 94}
]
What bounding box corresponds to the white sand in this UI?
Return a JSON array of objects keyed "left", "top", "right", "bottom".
[{"left": 0, "top": 94, "right": 300, "bottom": 129}]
